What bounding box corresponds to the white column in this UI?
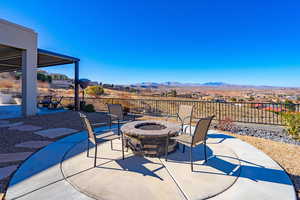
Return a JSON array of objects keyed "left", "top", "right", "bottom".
[{"left": 21, "top": 48, "right": 37, "bottom": 116}]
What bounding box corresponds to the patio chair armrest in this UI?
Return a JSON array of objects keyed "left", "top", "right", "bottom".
[{"left": 107, "top": 113, "right": 120, "bottom": 119}]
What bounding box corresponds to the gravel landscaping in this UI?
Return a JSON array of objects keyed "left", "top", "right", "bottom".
[{"left": 212, "top": 122, "right": 300, "bottom": 146}]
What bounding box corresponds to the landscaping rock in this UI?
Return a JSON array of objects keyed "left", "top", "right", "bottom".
[
  {"left": 34, "top": 128, "right": 78, "bottom": 139},
  {"left": 212, "top": 122, "right": 300, "bottom": 146},
  {"left": 9, "top": 125, "right": 42, "bottom": 132}
]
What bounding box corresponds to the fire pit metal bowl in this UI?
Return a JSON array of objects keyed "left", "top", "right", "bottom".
[{"left": 121, "top": 120, "right": 181, "bottom": 157}]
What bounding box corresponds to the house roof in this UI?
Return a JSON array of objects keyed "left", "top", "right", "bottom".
[{"left": 0, "top": 44, "right": 79, "bottom": 72}]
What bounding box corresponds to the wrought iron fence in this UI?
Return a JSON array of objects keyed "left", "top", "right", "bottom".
[{"left": 59, "top": 97, "right": 300, "bottom": 126}]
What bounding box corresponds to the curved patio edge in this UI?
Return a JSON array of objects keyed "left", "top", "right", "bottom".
[{"left": 4, "top": 126, "right": 297, "bottom": 200}]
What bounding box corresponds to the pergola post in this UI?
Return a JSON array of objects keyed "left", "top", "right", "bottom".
[
  {"left": 74, "top": 61, "right": 80, "bottom": 111},
  {"left": 21, "top": 49, "right": 37, "bottom": 116}
]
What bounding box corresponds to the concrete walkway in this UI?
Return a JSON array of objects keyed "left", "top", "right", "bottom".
[{"left": 4, "top": 126, "right": 297, "bottom": 200}]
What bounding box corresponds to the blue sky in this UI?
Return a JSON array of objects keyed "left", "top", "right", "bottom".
[{"left": 1, "top": 0, "right": 300, "bottom": 87}]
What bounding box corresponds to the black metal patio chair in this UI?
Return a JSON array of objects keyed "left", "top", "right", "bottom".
[{"left": 165, "top": 115, "right": 214, "bottom": 171}]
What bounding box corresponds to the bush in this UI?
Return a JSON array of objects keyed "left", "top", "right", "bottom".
[
  {"left": 282, "top": 112, "right": 300, "bottom": 140},
  {"left": 83, "top": 104, "right": 95, "bottom": 112},
  {"left": 85, "top": 85, "right": 104, "bottom": 97},
  {"left": 218, "top": 117, "right": 234, "bottom": 131}
]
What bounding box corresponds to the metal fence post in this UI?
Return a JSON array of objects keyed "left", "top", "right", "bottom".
[{"left": 218, "top": 103, "right": 221, "bottom": 121}]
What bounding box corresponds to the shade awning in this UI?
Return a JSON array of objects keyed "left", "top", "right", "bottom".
[{"left": 0, "top": 44, "right": 79, "bottom": 72}]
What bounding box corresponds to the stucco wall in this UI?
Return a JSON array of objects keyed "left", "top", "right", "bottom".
[{"left": 0, "top": 18, "right": 37, "bottom": 116}]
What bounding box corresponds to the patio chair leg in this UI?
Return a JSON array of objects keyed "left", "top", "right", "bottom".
[
  {"left": 182, "top": 144, "right": 185, "bottom": 153},
  {"left": 110, "top": 140, "right": 113, "bottom": 150},
  {"left": 121, "top": 135, "right": 124, "bottom": 160},
  {"left": 117, "top": 120, "right": 120, "bottom": 136},
  {"left": 109, "top": 117, "right": 112, "bottom": 129},
  {"left": 190, "top": 146, "right": 193, "bottom": 172},
  {"left": 94, "top": 145, "right": 98, "bottom": 168},
  {"left": 204, "top": 143, "right": 207, "bottom": 163},
  {"left": 125, "top": 138, "right": 129, "bottom": 152},
  {"left": 87, "top": 140, "right": 90, "bottom": 157},
  {"left": 165, "top": 137, "right": 169, "bottom": 161}
]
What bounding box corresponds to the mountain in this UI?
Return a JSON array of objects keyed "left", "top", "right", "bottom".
[
  {"left": 129, "top": 81, "right": 299, "bottom": 89},
  {"left": 130, "top": 81, "right": 229, "bottom": 88},
  {"left": 201, "top": 82, "right": 228, "bottom": 86}
]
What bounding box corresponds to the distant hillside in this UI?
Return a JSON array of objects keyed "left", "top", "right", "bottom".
[{"left": 129, "top": 81, "right": 299, "bottom": 89}]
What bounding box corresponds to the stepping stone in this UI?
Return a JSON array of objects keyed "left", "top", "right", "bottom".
[
  {"left": 0, "top": 122, "right": 23, "bottom": 128},
  {"left": 9, "top": 124, "right": 42, "bottom": 131},
  {"left": 34, "top": 128, "right": 78, "bottom": 139},
  {"left": 0, "top": 152, "right": 33, "bottom": 163},
  {"left": 15, "top": 140, "right": 52, "bottom": 149},
  {"left": 0, "top": 165, "right": 18, "bottom": 180},
  {"left": 0, "top": 120, "right": 9, "bottom": 125}
]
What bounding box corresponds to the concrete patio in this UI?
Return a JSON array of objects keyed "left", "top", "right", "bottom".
[{"left": 4, "top": 125, "right": 297, "bottom": 200}]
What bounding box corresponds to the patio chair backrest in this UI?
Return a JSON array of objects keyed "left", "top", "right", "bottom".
[
  {"left": 42, "top": 95, "right": 52, "bottom": 102},
  {"left": 79, "top": 112, "right": 96, "bottom": 144},
  {"left": 107, "top": 104, "right": 124, "bottom": 120},
  {"left": 178, "top": 105, "right": 193, "bottom": 124},
  {"left": 56, "top": 96, "right": 64, "bottom": 103},
  {"left": 192, "top": 116, "right": 214, "bottom": 146}
]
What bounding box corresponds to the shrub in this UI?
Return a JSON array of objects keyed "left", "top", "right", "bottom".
[
  {"left": 282, "top": 112, "right": 300, "bottom": 140},
  {"left": 284, "top": 100, "right": 296, "bottom": 112},
  {"left": 83, "top": 104, "right": 95, "bottom": 112},
  {"left": 218, "top": 117, "right": 234, "bottom": 131},
  {"left": 85, "top": 85, "right": 104, "bottom": 97}
]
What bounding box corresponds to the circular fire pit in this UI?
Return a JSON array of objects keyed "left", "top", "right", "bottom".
[{"left": 121, "top": 120, "right": 180, "bottom": 157}]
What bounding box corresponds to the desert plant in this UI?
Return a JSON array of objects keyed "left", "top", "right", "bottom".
[
  {"left": 83, "top": 104, "right": 95, "bottom": 112},
  {"left": 282, "top": 112, "right": 300, "bottom": 140},
  {"left": 218, "top": 117, "right": 234, "bottom": 131},
  {"left": 284, "top": 100, "right": 296, "bottom": 112},
  {"left": 85, "top": 85, "right": 104, "bottom": 97}
]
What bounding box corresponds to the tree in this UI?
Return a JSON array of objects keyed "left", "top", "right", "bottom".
[
  {"left": 85, "top": 85, "right": 104, "bottom": 97},
  {"left": 284, "top": 99, "right": 296, "bottom": 111},
  {"left": 37, "top": 72, "right": 52, "bottom": 83},
  {"left": 230, "top": 97, "right": 237, "bottom": 102},
  {"left": 168, "top": 90, "right": 177, "bottom": 97}
]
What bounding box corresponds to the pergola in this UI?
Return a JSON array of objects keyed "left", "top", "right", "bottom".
[{"left": 0, "top": 19, "right": 80, "bottom": 116}]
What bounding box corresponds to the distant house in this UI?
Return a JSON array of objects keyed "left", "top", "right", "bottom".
[
  {"left": 51, "top": 80, "right": 73, "bottom": 89},
  {"left": 89, "top": 81, "right": 99, "bottom": 86},
  {"left": 263, "top": 106, "right": 287, "bottom": 112}
]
